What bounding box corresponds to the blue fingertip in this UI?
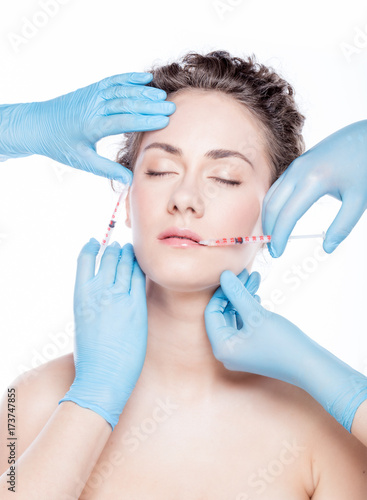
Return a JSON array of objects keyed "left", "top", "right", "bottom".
[
  {"left": 130, "top": 72, "right": 152, "bottom": 83},
  {"left": 269, "top": 243, "right": 278, "bottom": 258},
  {"left": 221, "top": 269, "right": 236, "bottom": 283},
  {"left": 155, "top": 90, "right": 168, "bottom": 100},
  {"left": 110, "top": 241, "right": 121, "bottom": 248},
  {"left": 115, "top": 168, "right": 133, "bottom": 186},
  {"left": 237, "top": 268, "right": 249, "bottom": 278},
  {"left": 323, "top": 240, "right": 338, "bottom": 254},
  {"left": 122, "top": 242, "right": 134, "bottom": 254},
  {"left": 89, "top": 237, "right": 100, "bottom": 245},
  {"left": 165, "top": 101, "right": 176, "bottom": 111},
  {"left": 120, "top": 175, "right": 132, "bottom": 186},
  {"left": 150, "top": 115, "right": 169, "bottom": 124}
]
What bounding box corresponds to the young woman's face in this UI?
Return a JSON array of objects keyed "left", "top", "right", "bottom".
[{"left": 125, "top": 89, "right": 273, "bottom": 291}]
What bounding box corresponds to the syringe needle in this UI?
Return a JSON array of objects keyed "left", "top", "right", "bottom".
[
  {"left": 198, "top": 232, "right": 326, "bottom": 246},
  {"left": 288, "top": 231, "right": 326, "bottom": 241}
]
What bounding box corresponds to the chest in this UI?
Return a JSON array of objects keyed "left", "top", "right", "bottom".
[{"left": 79, "top": 394, "right": 311, "bottom": 499}]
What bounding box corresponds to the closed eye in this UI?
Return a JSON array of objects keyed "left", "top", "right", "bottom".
[
  {"left": 145, "top": 171, "right": 173, "bottom": 177},
  {"left": 145, "top": 171, "right": 242, "bottom": 186},
  {"left": 210, "top": 177, "right": 242, "bottom": 186}
]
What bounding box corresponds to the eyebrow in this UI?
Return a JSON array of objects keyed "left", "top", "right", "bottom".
[{"left": 142, "top": 142, "right": 254, "bottom": 170}]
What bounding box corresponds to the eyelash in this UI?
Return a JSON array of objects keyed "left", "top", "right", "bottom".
[{"left": 145, "top": 171, "right": 242, "bottom": 187}]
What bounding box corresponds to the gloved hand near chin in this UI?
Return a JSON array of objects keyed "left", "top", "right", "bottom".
[
  {"left": 59, "top": 239, "right": 148, "bottom": 431},
  {"left": 205, "top": 269, "right": 367, "bottom": 433},
  {"left": 0, "top": 72, "right": 175, "bottom": 184}
]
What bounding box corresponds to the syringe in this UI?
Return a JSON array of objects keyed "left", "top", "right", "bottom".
[
  {"left": 198, "top": 232, "right": 326, "bottom": 246},
  {"left": 95, "top": 183, "right": 129, "bottom": 270}
]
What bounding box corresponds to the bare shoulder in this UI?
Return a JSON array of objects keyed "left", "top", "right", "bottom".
[
  {"left": 248, "top": 375, "right": 367, "bottom": 499},
  {"left": 0, "top": 353, "right": 75, "bottom": 473},
  {"left": 14, "top": 353, "right": 75, "bottom": 423},
  {"left": 13, "top": 352, "right": 75, "bottom": 400}
]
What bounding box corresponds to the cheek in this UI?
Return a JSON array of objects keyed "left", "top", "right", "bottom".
[
  {"left": 129, "top": 184, "right": 156, "bottom": 232},
  {"left": 238, "top": 199, "right": 261, "bottom": 227},
  {"left": 216, "top": 194, "right": 262, "bottom": 236},
  {"left": 218, "top": 195, "right": 263, "bottom": 271},
  {"left": 127, "top": 186, "right": 156, "bottom": 276}
]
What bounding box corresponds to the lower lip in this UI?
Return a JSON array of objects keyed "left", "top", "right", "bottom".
[{"left": 159, "top": 237, "right": 201, "bottom": 248}]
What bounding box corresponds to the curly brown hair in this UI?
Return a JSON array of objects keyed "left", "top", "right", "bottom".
[{"left": 111, "top": 50, "right": 305, "bottom": 192}]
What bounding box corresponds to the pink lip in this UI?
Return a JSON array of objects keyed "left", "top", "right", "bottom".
[{"left": 157, "top": 227, "right": 203, "bottom": 246}]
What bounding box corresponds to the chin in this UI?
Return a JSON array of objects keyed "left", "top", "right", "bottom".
[
  {"left": 151, "top": 268, "right": 221, "bottom": 291},
  {"left": 148, "top": 277, "right": 221, "bottom": 294},
  {"left": 134, "top": 244, "right": 255, "bottom": 290},
  {"left": 158, "top": 282, "right": 218, "bottom": 293}
]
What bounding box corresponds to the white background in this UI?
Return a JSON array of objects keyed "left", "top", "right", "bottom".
[{"left": 0, "top": 0, "right": 366, "bottom": 393}]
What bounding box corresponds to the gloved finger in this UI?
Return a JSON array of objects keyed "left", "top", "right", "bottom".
[
  {"left": 243, "top": 271, "right": 261, "bottom": 296},
  {"left": 206, "top": 268, "right": 253, "bottom": 318},
  {"left": 230, "top": 268, "right": 249, "bottom": 303},
  {"left": 219, "top": 270, "right": 264, "bottom": 330},
  {"left": 75, "top": 238, "right": 101, "bottom": 289},
  {"left": 98, "top": 72, "right": 153, "bottom": 90},
  {"left": 230, "top": 270, "right": 260, "bottom": 329},
  {"left": 100, "top": 85, "right": 167, "bottom": 102},
  {"left": 323, "top": 190, "right": 366, "bottom": 253},
  {"left": 236, "top": 268, "right": 250, "bottom": 282},
  {"left": 114, "top": 243, "right": 135, "bottom": 293},
  {"left": 97, "top": 242, "right": 122, "bottom": 285},
  {"left": 221, "top": 268, "right": 249, "bottom": 320},
  {"left": 205, "top": 285, "right": 238, "bottom": 348},
  {"left": 130, "top": 255, "right": 147, "bottom": 299},
  {"left": 223, "top": 292, "right": 243, "bottom": 328},
  {"left": 220, "top": 269, "right": 261, "bottom": 325},
  {"left": 223, "top": 307, "right": 238, "bottom": 330},
  {"left": 98, "top": 114, "right": 170, "bottom": 136},
  {"left": 205, "top": 269, "right": 257, "bottom": 333},
  {"left": 254, "top": 294, "right": 261, "bottom": 304},
  {"left": 267, "top": 180, "right": 326, "bottom": 257},
  {"left": 101, "top": 98, "right": 175, "bottom": 117},
  {"left": 75, "top": 149, "right": 133, "bottom": 185}
]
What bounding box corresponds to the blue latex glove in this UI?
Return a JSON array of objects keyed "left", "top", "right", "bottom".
[
  {"left": 0, "top": 72, "right": 175, "bottom": 184},
  {"left": 59, "top": 239, "right": 148, "bottom": 431},
  {"left": 262, "top": 120, "right": 367, "bottom": 257},
  {"left": 205, "top": 269, "right": 367, "bottom": 432}
]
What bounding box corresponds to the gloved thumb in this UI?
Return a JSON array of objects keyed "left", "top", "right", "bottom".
[
  {"left": 323, "top": 190, "right": 365, "bottom": 253},
  {"left": 76, "top": 147, "right": 133, "bottom": 185}
]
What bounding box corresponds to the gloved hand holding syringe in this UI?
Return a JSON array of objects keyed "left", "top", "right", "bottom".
[{"left": 95, "top": 182, "right": 326, "bottom": 270}]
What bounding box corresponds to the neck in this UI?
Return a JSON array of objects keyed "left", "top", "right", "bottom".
[{"left": 137, "top": 277, "right": 248, "bottom": 402}]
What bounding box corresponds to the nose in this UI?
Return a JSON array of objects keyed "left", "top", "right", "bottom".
[{"left": 167, "top": 176, "right": 205, "bottom": 217}]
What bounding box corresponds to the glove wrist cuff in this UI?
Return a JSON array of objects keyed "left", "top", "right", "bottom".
[
  {"left": 293, "top": 338, "right": 367, "bottom": 432},
  {"left": 327, "top": 377, "right": 367, "bottom": 432},
  {"left": 58, "top": 381, "right": 127, "bottom": 432}
]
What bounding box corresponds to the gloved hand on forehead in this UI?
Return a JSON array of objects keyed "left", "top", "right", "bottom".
[
  {"left": 205, "top": 269, "right": 367, "bottom": 433},
  {"left": 262, "top": 120, "right": 367, "bottom": 257},
  {"left": 0, "top": 72, "right": 176, "bottom": 185}
]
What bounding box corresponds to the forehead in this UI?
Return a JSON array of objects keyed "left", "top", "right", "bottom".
[{"left": 136, "top": 89, "right": 271, "bottom": 180}]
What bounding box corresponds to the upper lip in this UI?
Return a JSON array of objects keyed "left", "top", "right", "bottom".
[{"left": 158, "top": 227, "right": 203, "bottom": 243}]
